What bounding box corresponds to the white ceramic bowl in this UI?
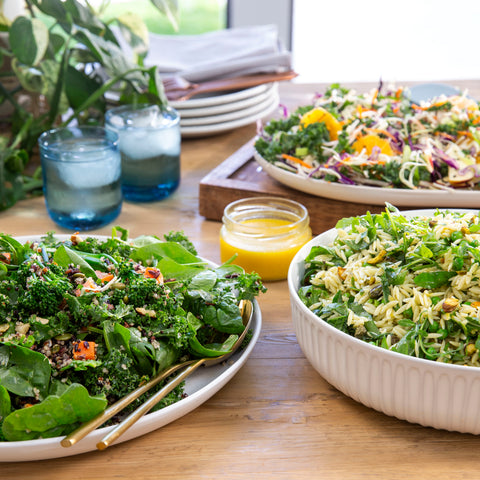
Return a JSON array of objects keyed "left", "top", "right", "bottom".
[{"left": 287, "top": 209, "right": 480, "bottom": 434}]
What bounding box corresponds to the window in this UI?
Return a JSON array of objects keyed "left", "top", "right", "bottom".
[
  {"left": 292, "top": 0, "right": 480, "bottom": 83},
  {"left": 98, "top": 0, "right": 227, "bottom": 34}
]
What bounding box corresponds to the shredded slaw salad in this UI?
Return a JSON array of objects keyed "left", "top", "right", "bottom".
[{"left": 255, "top": 83, "right": 480, "bottom": 190}]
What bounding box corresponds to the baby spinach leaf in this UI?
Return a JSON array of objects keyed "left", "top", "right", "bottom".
[
  {"left": 381, "top": 267, "right": 406, "bottom": 299},
  {"left": 0, "top": 385, "right": 11, "bottom": 421},
  {"left": 414, "top": 271, "right": 455, "bottom": 289},
  {"left": 189, "top": 270, "right": 217, "bottom": 292},
  {"left": 53, "top": 245, "right": 96, "bottom": 277},
  {"left": 157, "top": 257, "right": 205, "bottom": 281},
  {"left": 391, "top": 328, "right": 417, "bottom": 356},
  {"left": 418, "top": 243, "right": 433, "bottom": 259},
  {"left": 202, "top": 300, "right": 245, "bottom": 334},
  {"left": 130, "top": 241, "right": 204, "bottom": 267},
  {"left": 150, "top": 339, "right": 179, "bottom": 374},
  {"left": 188, "top": 333, "right": 238, "bottom": 358},
  {"left": 335, "top": 215, "right": 357, "bottom": 229},
  {"left": 214, "top": 263, "right": 244, "bottom": 277},
  {"left": 103, "top": 321, "right": 178, "bottom": 376},
  {"left": 2, "top": 383, "right": 107, "bottom": 441},
  {"left": 0, "top": 234, "right": 29, "bottom": 269},
  {"left": 0, "top": 343, "right": 51, "bottom": 399},
  {"left": 304, "top": 245, "right": 335, "bottom": 262}
]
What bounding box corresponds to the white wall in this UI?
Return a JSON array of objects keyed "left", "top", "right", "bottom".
[{"left": 292, "top": 0, "right": 480, "bottom": 83}]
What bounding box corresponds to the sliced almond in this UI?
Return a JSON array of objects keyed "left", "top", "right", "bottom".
[{"left": 447, "top": 166, "right": 475, "bottom": 185}]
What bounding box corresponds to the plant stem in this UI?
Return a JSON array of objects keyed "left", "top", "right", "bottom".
[
  {"left": 60, "top": 67, "right": 149, "bottom": 127},
  {"left": 0, "top": 81, "right": 25, "bottom": 117}
]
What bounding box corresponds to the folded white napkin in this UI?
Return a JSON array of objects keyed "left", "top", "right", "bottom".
[{"left": 119, "top": 25, "right": 292, "bottom": 82}]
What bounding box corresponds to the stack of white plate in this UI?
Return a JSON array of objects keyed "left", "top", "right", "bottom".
[{"left": 170, "top": 83, "right": 279, "bottom": 137}]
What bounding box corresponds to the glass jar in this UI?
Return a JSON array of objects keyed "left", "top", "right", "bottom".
[{"left": 219, "top": 197, "right": 312, "bottom": 281}]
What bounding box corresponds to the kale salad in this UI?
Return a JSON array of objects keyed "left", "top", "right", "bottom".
[
  {"left": 0, "top": 228, "right": 264, "bottom": 442},
  {"left": 255, "top": 83, "right": 480, "bottom": 190}
]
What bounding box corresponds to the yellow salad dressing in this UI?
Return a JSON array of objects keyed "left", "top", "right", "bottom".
[{"left": 220, "top": 199, "right": 312, "bottom": 281}]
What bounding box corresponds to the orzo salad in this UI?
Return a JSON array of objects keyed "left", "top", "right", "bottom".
[
  {"left": 255, "top": 83, "right": 480, "bottom": 190},
  {"left": 299, "top": 205, "right": 480, "bottom": 365}
]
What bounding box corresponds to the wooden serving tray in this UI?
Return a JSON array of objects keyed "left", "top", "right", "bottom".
[{"left": 199, "top": 139, "right": 389, "bottom": 235}]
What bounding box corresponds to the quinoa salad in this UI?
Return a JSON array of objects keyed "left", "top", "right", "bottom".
[
  {"left": 0, "top": 228, "right": 264, "bottom": 442},
  {"left": 298, "top": 205, "right": 480, "bottom": 365}
]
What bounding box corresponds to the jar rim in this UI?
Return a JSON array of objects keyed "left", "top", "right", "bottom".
[{"left": 222, "top": 197, "right": 310, "bottom": 236}]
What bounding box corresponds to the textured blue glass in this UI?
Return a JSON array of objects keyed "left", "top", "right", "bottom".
[
  {"left": 38, "top": 126, "right": 122, "bottom": 230},
  {"left": 105, "top": 104, "right": 181, "bottom": 202}
]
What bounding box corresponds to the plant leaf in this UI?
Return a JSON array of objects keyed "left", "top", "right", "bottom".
[
  {"left": 150, "top": 0, "right": 179, "bottom": 31},
  {"left": 64, "top": 65, "right": 104, "bottom": 110},
  {"left": 9, "top": 17, "right": 49, "bottom": 66},
  {"left": 116, "top": 12, "right": 150, "bottom": 59}
]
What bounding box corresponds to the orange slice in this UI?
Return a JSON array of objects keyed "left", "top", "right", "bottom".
[
  {"left": 353, "top": 134, "right": 393, "bottom": 156},
  {"left": 300, "top": 107, "right": 342, "bottom": 140}
]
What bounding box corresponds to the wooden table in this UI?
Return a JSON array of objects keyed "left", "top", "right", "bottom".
[{"left": 3, "top": 80, "right": 480, "bottom": 479}]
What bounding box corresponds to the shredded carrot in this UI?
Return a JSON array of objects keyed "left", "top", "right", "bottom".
[
  {"left": 457, "top": 130, "right": 473, "bottom": 138},
  {"left": 0, "top": 252, "right": 11, "bottom": 264},
  {"left": 371, "top": 89, "right": 379, "bottom": 105},
  {"left": 82, "top": 278, "right": 101, "bottom": 292},
  {"left": 357, "top": 106, "right": 376, "bottom": 118},
  {"left": 434, "top": 131, "right": 456, "bottom": 142},
  {"left": 472, "top": 301, "right": 480, "bottom": 308},
  {"left": 395, "top": 87, "right": 403, "bottom": 99},
  {"left": 366, "top": 128, "right": 397, "bottom": 143},
  {"left": 95, "top": 271, "right": 114, "bottom": 283},
  {"left": 73, "top": 340, "right": 96, "bottom": 361},
  {"left": 412, "top": 100, "right": 448, "bottom": 111},
  {"left": 281, "top": 153, "right": 312, "bottom": 169},
  {"left": 144, "top": 267, "right": 164, "bottom": 284}
]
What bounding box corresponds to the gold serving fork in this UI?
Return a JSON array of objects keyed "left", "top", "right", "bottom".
[{"left": 61, "top": 300, "right": 254, "bottom": 450}]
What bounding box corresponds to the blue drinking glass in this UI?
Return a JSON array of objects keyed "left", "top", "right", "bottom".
[
  {"left": 105, "top": 104, "right": 181, "bottom": 202},
  {"left": 38, "top": 126, "right": 122, "bottom": 230}
]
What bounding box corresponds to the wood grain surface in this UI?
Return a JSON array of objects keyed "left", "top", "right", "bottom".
[
  {"left": 199, "top": 138, "right": 386, "bottom": 234},
  {"left": 2, "top": 80, "right": 480, "bottom": 479}
]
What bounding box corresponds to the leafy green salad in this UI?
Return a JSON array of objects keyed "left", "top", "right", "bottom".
[{"left": 0, "top": 228, "right": 264, "bottom": 442}]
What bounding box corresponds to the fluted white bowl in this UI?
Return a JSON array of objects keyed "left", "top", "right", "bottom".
[{"left": 288, "top": 212, "right": 480, "bottom": 434}]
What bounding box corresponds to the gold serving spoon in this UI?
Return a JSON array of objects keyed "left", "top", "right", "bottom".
[{"left": 61, "top": 300, "right": 253, "bottom": 450}]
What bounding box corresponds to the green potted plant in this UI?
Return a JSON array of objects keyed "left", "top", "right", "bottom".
[{"left": 0, "top": 0, "right": 177, "bottom": 211}]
